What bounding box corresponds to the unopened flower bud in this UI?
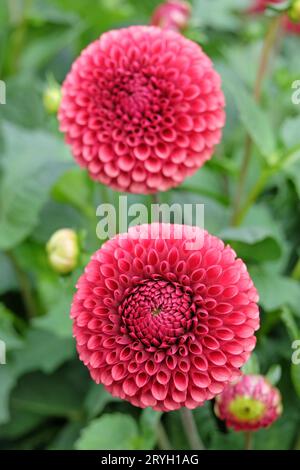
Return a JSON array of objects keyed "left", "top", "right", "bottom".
[
  {"left": 151, "top": 1, "right": 191, "bottom": 32},
  {"left": 43, "top": 84, "right": 61, "bottom": 114},
  {"left": 47, "top": 229, "right": 79, "bottom": 274},
  {"left": 288, "top": 0, "right": 300, "bottom": 22}
]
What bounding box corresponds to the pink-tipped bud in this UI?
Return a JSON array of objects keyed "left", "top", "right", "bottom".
[
  {"left": 151, "top": 1, "right": 191, "bottom": 32},
  {"left": 215, "top": 374, "right": 282, "bottom": 431}
]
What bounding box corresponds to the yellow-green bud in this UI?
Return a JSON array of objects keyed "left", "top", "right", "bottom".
[
  {"left": 289, "top": 0, "right": 300, "bottom": 22},
  {"left": 43, "top": 84, "right": 61, "bottom": 114},
  {"left": 46, "top": 229, "right": 79, "bottom": 274}
]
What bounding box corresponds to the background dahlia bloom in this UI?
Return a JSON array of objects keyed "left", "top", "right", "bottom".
[
  {"left": 71, "top": 223, "right": 259, "bottom": 411},
  {"left": 248, "top": 0, "right": 300, "bottom": 34},
  {"left": 59, "top": 26, "right": 225, "bottom": 194},
  {"left": 151, "top": 1, "right": 191, "bottom": 32},
  {"left": 215, "top": 374, "right": 282, "bottom": 431}
]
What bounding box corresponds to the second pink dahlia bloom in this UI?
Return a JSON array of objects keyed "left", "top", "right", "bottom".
[
  {"left": 59, "top": 26, "right": 225, "bottom": 194},
  {"left": 71, "top": 224, "right": 259, "bottom": 411},
  {"left": 215, "top": 374, "right": 282, "bottom": 431}
]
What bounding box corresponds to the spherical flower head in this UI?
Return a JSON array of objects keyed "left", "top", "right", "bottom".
[
  {"left": 71, "top": 223, "right": 259, "bottom": 411},
  {"left": 248, "top": 0, "right": 300, "bottom": 34},
  {"left": 43, "top": 84, "right": 61, "bottom": 114},
  {"left": 58, "top": 26, "right": 225, "bottom": 194},
  {"left": 47, "top": 228, "right": 79, "bottom": 274},
  {"left": 215, "top": 374, "right": 282, "bottom": 431},
  {"left": 151, "top": 1, "right": 191, "bottom": 31}
]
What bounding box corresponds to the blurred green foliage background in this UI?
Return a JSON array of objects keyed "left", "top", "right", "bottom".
[{"left": 0, "top": 0, "right": 300, "bottom": 450}]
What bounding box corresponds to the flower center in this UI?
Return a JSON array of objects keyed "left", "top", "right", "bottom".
[
  {"left": 119, "top": 85, "right": 153, "bottom": 116},
  {"left": 119, "top": 277, "right": 196, "bottom": 349},
  {"left": 229, "top": 396, "right": 266, "bottom": 422}
]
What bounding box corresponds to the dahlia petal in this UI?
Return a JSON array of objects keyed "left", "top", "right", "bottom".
[
  {"left": 111, "top": 363, "right": 127, "bottom": 381},
  {"left": 210, "top": 366, "right": 231, "bottom": 382},
  {"left": 123, "top": 377, "right": 139, "bottom": 396},
  {"left": 173, "top": 371, "right": 188, "bottom": 391},
  {"left": 152, "top": 381, "right": 168, "bottom": 401},
  {"left": 191, "top": 372, "right": 211, "bottom": 388}
]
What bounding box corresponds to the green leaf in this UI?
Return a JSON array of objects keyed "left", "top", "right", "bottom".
[
  {"left": 52, "top": 168, "right": 94, "bottom": 217},
  {"left": 250, "top": 266, "right": 300, "bottom": 314},
  {"left": 266, "top": 364, "right": 282, "bottom": 385},
  {"left": 84, "top": 383, "right": 120, "bottom": 419},
  {"left": 180, "top": 166, "right": 229, "bottom": 204},
  {"left": 0, "top": 368, "right": 17, "bottom": 424},
  {"left": 241, "top": 352, "right": 260, "bottom": 375},
  {"left": 281, "top": 116, "right": 300, "bottom": 148},
  {"left": 222, "top": 71, "right": 276, "bottom": 160},
  {"left": 34, "top": 292, "right": 73, "bottom": 338},
  {"left": 75, "top": 413, "right": 139, "bottom": 450},
  {"left": 139, "top": 408, "right": 162, "bottom": 450},
  {"left": 254, "top": 418, "right": 297, "bottom": 450},
  {"left": 281, "top": 307, "right": 299, "bottom": 341},
  {"left": 48, "top": 422, "right": 83, "bottom": 450},
  {"left": 34, "top": 268, "right": 83, "bottom": 338},
  {"left": 52, "top": 0, "right": 134, "bottom": 32},
  {"left": 10, "top": 370, "right": 84, "bottom": 419},
  {"left": 218, "top": 226, "right": 282, "bottom": 262},
  {"left": 280, "top": 117, "right": 300, "bottom": 196},
  {"left": 291, "top": 363, "right": 300, "bottom": 398},
  {"left": 0, "top": 408, "right": 45, "bottom": 440},
  {"left": 0, "top": 303, "right": 23, "bottom": 350},
  {"left": 193, "top": 0, "right": 242, "bottom": 31},
  {"left": 11, "top": 329, "right": 75, "bottom": 376},
  {"left": 33, "top": 200, "right": 84, "bottom": 244},
  {"left": 168, "top": 192, "right": 230, "bottom": 234},
  {"left": 27, "top": 0, "right": 78, "bottom": 25},
  {"left": 0, "top": 253, "right": 18, "bottom": 295},
  {"left": 0, "top": 76, "right": 44, "bottom": 129},
  {"left": 20, "top": 23, "right": 85, "bottom": 72},
  {"left": 0, "top": 123, "right": 72, "bottom": 250}
]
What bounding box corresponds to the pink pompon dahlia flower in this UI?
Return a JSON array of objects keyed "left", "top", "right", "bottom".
[
  {"left": 151, "top": 1, "right": 191, "bottom": 32},
  {"left": 215, "top": 374, "right": 282, "bottom": 431},
  {"left": 248, "top": 0, "right": 300, "bottom": 34},
  {"left": 58, "top": 26, "right": 225, "bottom": 194},
  {"left": 71, "top": 223, "right": 259, "bottom": 411}
]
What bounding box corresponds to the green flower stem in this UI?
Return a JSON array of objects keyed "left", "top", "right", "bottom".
[
  {"left": 231, "top": 15, "right": 282, "bottom": 226},
  {"left": 180, "top": 408, "right": 205, "bottom": 450},
  {"left": 6, "top": 250, "right": 38, "bottom": 318},
  {"left": 157, "top": 420, "right": 172, "bottom": 450},
  {"left": 151, "top": 193, "right": 159, "bottom": 205},
  {"left": 7, "top": 0, "right": 33, "bottom": 74},
  {"left": 292, "top": 259, "right": 300, "bottom": 281},
  {"left": 232, "top": 168, "right": 272, "bottom": 226},
  {"left": 234, "top": 141, "right": 300, "bottom": 226},
  {"left": 244, "top": 431, "right": 253, "bottom": 450}
]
